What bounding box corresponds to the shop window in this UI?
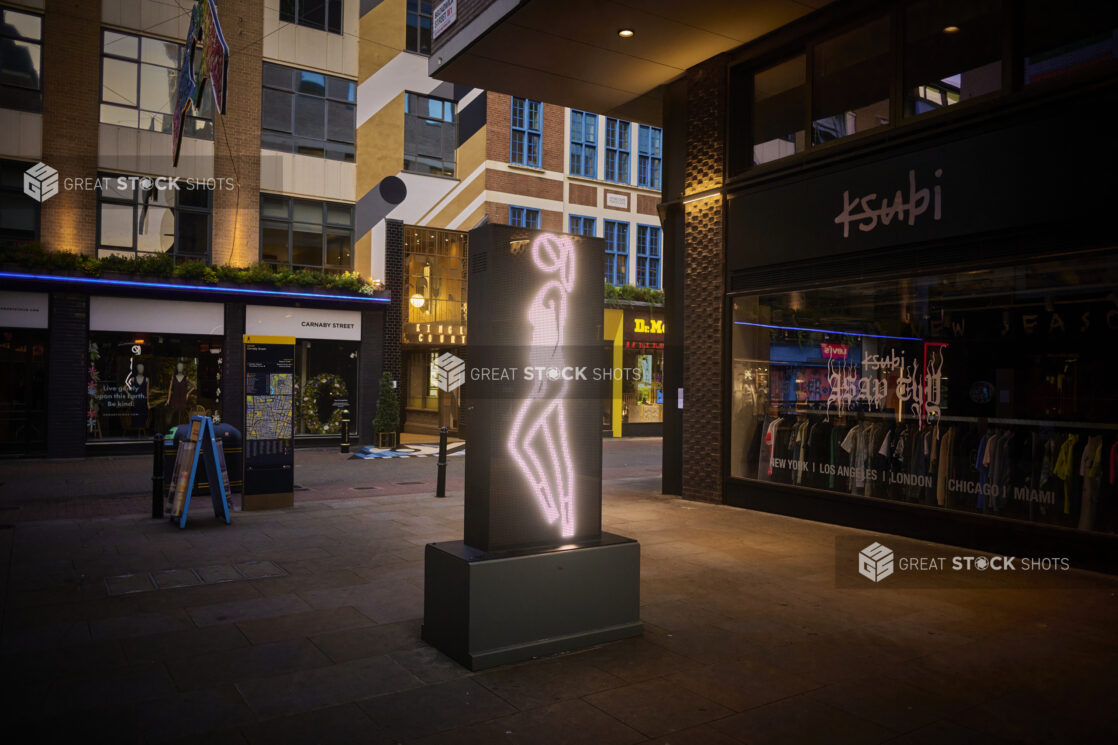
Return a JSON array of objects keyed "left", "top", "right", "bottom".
[
  {"left": 1, "top": 159, "right": 38, "bottom": 242},
  {"left": 635, "top": 225, "right": 661, "bottom": 289},
  {"left": 97, "top": 174, "right": 212, "bottom": 262},
  {"left": 260, "top": 195, "right": 353, "bottom": 273},
  {"left": 569, "top": 214, "right": 595, "bottom": 237},
  {"left": 403, "top": 225, "right": 468, "bottom": 326},
  {"left": 812, "top": 16, "right": 891, "bottom": 144},
  {"left": 570, "top": 110, "right": 597, "bottom": 178},
  {"left": 604, "top": 220, "right": 629, "bottom": 285},
  {"left": 510, "top": 97, "right": 541, "bottom": 167},
  {"left": 100, "top": 30, "right": 212, "bottom": 139},
  {"left": 1, "top": 7, "right": 42, "bottom": 113},
  {"left": 637, "top": 125, "right": 662, "bottom": 189},
  {"left": 622, "top": 346, "right": 663, "bottom": 425},
  {"left": 604, "top": 118, "right": 631, "bottom": 183},
  {"left": 404, "top": 91, "right": 456, "bottom": 177},
  {"left": 404, "top": 350, "right": 462, "bottom": 430},
  {"left": 279, "top": 0, "right": 343, "bottom": 35},
  {"left": 406, "top": 0, "right": 433, "bottom": 55},
  {"left": 904, "top": 0, "right": 1002, "bottom": 117},
  {"left": 87, "top": 333, "right": 222, "bottom": 441},
  {"left": 508, "top": 206, "right": 540, "bottom": 229},
  {"left": 1020, "top": 1, "right": 1118, "bottom": 85},
  {"left": 728, "top": 251, "right": 1118, "bottom": 534},
  {"left": 752, "top": 55, "right": 807, "bottom": 165},
  {"left": 406, "top": 351, "right": 440, "bottom": 411},
  {"left": 261, "top": 62, "right": 355, "bottom": 162},
  {"left": 294, "top": 339, "right": 358, "bottom": 435}
]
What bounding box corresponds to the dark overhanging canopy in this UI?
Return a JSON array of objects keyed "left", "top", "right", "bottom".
[{"left": 428, "top": 0, "right": 834, "bottom": 124}]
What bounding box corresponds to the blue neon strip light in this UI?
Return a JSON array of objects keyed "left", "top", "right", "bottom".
[
  {"left": 0, "top": 272, "right": 391, "bottom": 303},
  {"left": 733, "top": 321, "right": 921, "bottom": 342}
]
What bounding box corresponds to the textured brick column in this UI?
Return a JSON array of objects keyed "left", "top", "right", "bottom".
[
  {"left": 47, "top": 293, "right": 88, "bottom": 457},
  {"left": 384, "top": 219, "right": 404, "bottom": 383},
  {"left": 384, "top": 218, "right": 404, "bottom": 434},
  {"left": 360, "top": 309, "right": 385, "bottom": 445},
  {"left": 222, "top": 303, "right": 245, "bottom": 435},
  {"left": 40, "top": 2, "right": 100, "bottom": 255},
  {"left": 211, "top": 0, "right": 263, "bottom": 267},
  {"left": 681, "top": 58, "right": 726, "bottom": 503}
]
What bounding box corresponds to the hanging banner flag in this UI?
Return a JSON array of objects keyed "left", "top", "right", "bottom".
[
  {"left": 196, "top": 0, "right": 230, "bottom": 114},
  {"left": 172, "top": 0, "right": 230, "bottom": 167}
]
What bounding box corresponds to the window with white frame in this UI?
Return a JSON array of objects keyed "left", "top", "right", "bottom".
[
  {"left": 1, "top": 7, "right": 42, "bottom": 113},
  {"left": 509, "top": 206, "right": 541, "bottom": 229},
  {"left": 510, "top": 98, "right": 542, "bottom": 167},
  {"left": 98, "top": 173, "right": 211, "bottom": 262},
  {"left": 604, "top": 220, "right": 629, "bottom": 285},
  {"left": 100, "top": 30, "right": 212, "bottom": 138},
  {"left": 636, "top": 225, "right": 661, "bottom": 289},
  {"left": 604, "top": 118, "right": 630, "bottom": 183},
  {"left": 261, "top": 62, "right": 356, "bottom": 162},
  {"left": 569, "top": 110, "right": 597, "bottom": 178},
  {"left": 637, "top": 125, "right": 662, "bottom": 189},
  {"left": 1, "top": 159, "right": 38, "bottom": 241},
  {"left": 569, "top": 215, "right": 595, "bottom": 237},
  {"left": 404, "top": 91, "right": 456, "bottom": 176},
  {"left": 260, "top": 195, "right": 354, "bottom": 273}
]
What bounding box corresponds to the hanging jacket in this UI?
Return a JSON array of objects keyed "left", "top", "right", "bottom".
[{"left": 1053, "top": 434, "right": 1080, "bottom": 514}]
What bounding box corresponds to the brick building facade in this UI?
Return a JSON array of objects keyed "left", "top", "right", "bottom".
[{"left": 1, "top": 0, "right": 665, "bottom": 452}]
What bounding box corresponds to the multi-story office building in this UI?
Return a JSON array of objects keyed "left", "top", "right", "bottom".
[
  {"left": 0, "top": 0, "right": 664, "bottom": 455},
  {"left": 355, "top": 1, "right": 665, "bottom": 436}
]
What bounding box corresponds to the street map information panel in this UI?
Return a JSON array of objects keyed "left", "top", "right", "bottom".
[{"left": 243, "top": 335, "right": 295, "bottom": 508}]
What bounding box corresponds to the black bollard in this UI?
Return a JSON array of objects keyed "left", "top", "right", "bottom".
[
  {"left": 152, "top": 432, "right": 164, "bottom": 518},
  {"left": 435, "top": 426, "right": 448, "bottom": 498},
  {"left": 340, "top": 409, "right": 350, "bottom": 454}
]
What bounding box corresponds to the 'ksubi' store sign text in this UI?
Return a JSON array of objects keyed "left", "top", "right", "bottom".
[{"left": 834, "top": 169, "right": 943, "bottom": 238}]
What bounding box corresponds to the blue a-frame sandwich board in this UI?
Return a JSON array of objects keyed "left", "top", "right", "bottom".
[{"left": 168, "top": 415, "right": 232, "bottom": 529}]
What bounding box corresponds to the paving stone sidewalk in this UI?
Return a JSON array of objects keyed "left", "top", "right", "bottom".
[{"left": 1, "top": 478, "right": 1116, "bottom": 744}]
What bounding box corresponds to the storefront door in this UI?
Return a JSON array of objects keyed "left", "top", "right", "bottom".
[{"left": 0, "top": 328, "right": 48, "bottom": 454}]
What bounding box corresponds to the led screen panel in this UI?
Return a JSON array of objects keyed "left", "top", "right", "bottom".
[{"left": 464, "top": 225, "right": 606, "bottom": 552}]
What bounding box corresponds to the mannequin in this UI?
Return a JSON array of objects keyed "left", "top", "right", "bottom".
[
  {"left": 129, "top": 362, "right": 149, "bottom": 430},
  {"left": 165, "top": 361, "right": 196, "bottom": 425}
]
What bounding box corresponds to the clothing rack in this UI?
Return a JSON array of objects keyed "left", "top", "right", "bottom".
[
  {"left": 771, "top": 406, "right": 1118, "bottom": 432},
  {"left": 937, "top": 415, "right": 1118, "bottom": 432}
]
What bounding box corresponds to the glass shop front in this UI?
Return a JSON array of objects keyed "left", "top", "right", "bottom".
[
  {"left": 730, "top": 250, "right": 1118, "bottom": 534},
  {"left": 244, "top": 305, "right": 362, "bottom": 438},
  {"left": 87, "top": 297, "right": 225, "bottom": 442},
  {"left": 721, "top": 74, "right": 1118, "bottom": 561},
  {"left": 620, "top": 306, "right": 664, "bottom": 435}
]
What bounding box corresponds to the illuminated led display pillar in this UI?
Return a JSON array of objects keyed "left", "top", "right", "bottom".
[
  {"left": 464, "top": 226, "right": 605, "bottom": 550},
  {"left": 423, "top": 225, "right": 642, "bottom": 670}
]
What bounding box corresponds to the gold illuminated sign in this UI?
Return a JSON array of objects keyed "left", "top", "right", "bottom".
[
  {"left": 404, "top": 323, "right": 467, "bottom": 345},
  {"left": 633, "top": 318, "right": 665, "bottom": 334}
]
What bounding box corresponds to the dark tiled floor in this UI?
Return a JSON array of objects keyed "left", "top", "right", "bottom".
[{"left": 2, "top": 479, "right": 1117, "bottom": 743}]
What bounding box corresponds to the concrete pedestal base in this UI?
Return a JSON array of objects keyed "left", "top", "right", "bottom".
[{"left": 422, "top": 533, "right": 642, "bottom": 670}]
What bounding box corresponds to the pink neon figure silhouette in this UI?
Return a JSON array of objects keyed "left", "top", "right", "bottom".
[{"left": 508, "top": 233, "right": 577, "bottom": 537}]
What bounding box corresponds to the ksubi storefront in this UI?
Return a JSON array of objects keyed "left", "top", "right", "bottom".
[{"left": 725, "top": 87, "right": 1118, "bottom": 563}]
